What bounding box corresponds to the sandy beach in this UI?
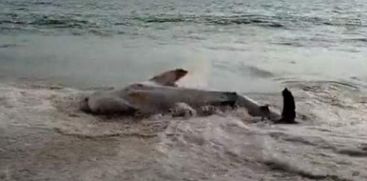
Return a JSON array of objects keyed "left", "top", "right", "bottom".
[
  {"left": 1, "top": 0, "right": 367, "bottom": 180},
  {"left": 0, "top": 80, "right": 366, "bottom": 181}
]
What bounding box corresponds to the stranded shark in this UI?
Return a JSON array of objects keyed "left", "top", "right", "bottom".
[{"left": 80, "top": 68, "right": 296, "bottom": 123}]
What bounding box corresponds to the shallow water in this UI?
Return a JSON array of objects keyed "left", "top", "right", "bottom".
[
  {"left": 0, "top": 0, "right": 367, "bottom": 92},
  {"left": 0, "top": 0, "right": 367, "bottom": 180},
  {"left": 0, "top": 81, "right": 366, "bottom": 181}
]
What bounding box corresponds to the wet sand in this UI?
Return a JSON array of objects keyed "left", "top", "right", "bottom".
[{"left": 0, "top": 81, "right": 366, "bottom": 181}]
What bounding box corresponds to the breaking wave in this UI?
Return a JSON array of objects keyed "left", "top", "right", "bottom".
[{"left": 0, "top": 79, "right": 366, "bottom": 180}]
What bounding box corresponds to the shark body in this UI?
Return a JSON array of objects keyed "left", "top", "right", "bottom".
[{"left": 80, "top": 69, "right": 296, "bottom": 123}]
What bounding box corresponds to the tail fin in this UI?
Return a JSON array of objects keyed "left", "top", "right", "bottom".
[
  {"left": 80, "top": 97, "right": 92, "bottom": 113},
  {"left": 277, "top": 88, "right": 296, "bottom": 124}
]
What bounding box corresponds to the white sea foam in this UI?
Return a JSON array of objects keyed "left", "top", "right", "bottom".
[{"left": 0, "top": 81, "right": 366, "bottom": 180}]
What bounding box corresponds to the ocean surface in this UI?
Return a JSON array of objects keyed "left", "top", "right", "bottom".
[
  {"left": 1, "top": 0, "right": 367, "bottom": 92},
  {"left": 0, "top": 0, "right": 367, "bottom": 180}
]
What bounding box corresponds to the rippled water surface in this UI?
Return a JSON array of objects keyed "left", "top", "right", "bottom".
[
  {"left": 0, "top": 0, "right": 367, "bottom": 91},
  {"left": 0, "top": 1, "right": 367, "bottom": 181}
]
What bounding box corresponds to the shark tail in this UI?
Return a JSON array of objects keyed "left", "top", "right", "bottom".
[{"left": 277, "top": 88, "right": 296, "bottom": 124}]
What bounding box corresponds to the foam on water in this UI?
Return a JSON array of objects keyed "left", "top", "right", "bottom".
[
  {"left": 0, "top": 0, "right": 367, "bottom": 180},
  {"left": 0, "top": 81, "right": 366, "bottom": 180}
]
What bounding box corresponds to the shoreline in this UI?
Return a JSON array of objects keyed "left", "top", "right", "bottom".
[{"left": 0, "top": 80, "right": 366, "bottom": 180}]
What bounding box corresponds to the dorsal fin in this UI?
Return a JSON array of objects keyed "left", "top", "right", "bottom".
[{"left": 149, "top": 68, "right": 188, "bottom": 86}]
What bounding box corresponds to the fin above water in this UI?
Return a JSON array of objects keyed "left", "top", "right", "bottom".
[
  {"left": 149, "top": 68, "right": 188, "bottom": 86},
  {"left": 276, "top": 88, "right": 296, "bottom": 124}
]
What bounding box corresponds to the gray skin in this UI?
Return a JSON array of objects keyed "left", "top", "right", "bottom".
[
  {"left": 80, "top": 68, "right": 282, "bottom": 121},
  {"left": 80, "top": 68, "right": 189, "bottom": 114},
  {"left": 80, "top": 90, "right": 136, "bottom": 114}
]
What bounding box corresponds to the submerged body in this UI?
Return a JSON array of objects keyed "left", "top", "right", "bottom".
[{"left": 80, "top": 69, "right": 295, "bottom": 122}]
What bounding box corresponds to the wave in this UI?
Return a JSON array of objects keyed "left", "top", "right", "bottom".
[
  {"left": 0, "top": 43, "right": 17, "bottom": 48},
  {"left": 343, "top": 38, "right": 367, "bottom": 43},
  {"left": 0, "top": 14, "right": 97, "bottom": 29},
  {"left": 0, "top": 12, "right": 364, "bottom": 36},
  {"left": 30, "top": 17, "right": 91, "bottom": 28},
  {"left": 135, "top": 14, "right": 285, "bottom": 28},
  {"left": 0, "top": 78, "right": 366, "bottom": 180},
  {"left": 134, "top": 14, "right": 364, "bottom": 28}
]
